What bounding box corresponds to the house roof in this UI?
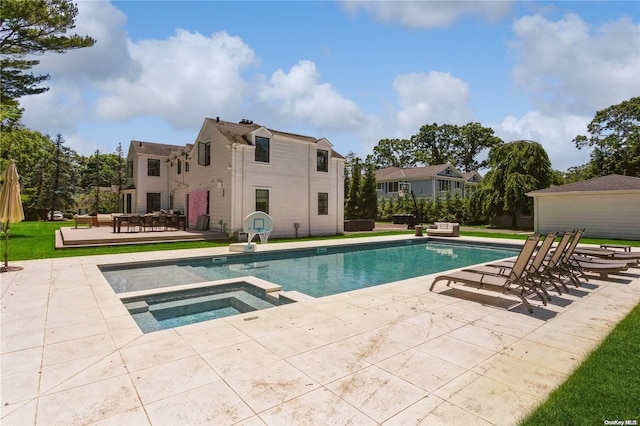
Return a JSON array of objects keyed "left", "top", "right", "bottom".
[
  {"left": 205, "top": 118, "right": 345, "bottom": 159},
  {"left": 375, "top": 164, "right": 462, "bottom": 181},
  {"left": 528, "top": 174, "right": 640, "bottom": 195},
  {"left": 131, "top": 140, "right": 183, "bottom": 157},
  {"left": 461, "top": 171, "right": 482, "bottom": 182}
]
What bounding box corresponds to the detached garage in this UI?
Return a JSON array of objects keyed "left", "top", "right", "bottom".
[{"left": 527, "top": 174, "right": 640, "bottom": 240}]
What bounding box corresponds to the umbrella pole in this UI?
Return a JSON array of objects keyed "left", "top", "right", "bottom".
[{"left": 2, "top": 222, "right": 7, "bottom": 272}]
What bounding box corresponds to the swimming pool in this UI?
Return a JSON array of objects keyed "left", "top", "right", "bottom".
[{"left": 101, "top": 239, "right": 517, "bottom": 297}]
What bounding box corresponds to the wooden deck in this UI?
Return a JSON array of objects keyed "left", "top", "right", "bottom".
[{"left": 56, "top": 224, "right": 229, "bottom": 249}]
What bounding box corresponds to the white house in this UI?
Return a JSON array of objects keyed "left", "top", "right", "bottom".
[
  {"left": 375, "top": 164, "right": 480, "bottom": 199},
  {"left": 122, "top": 118, "right": 345, "bottom": 238},
  {"left": 527, "top": 174, "right": 640, "bottom": 240}
]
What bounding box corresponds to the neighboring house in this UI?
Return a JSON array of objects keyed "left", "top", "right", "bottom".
[
  {"left": 122, "top": 118, "right": 345, "bottom": 238},
  {"left": 375, "top": 164, "right": 480, "bottom": 199},
  {"left": 527, "top": 174, "right": 640, "bottom": 239}
]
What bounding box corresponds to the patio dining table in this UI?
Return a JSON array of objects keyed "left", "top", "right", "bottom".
[{"left": 112, "top": 214, "right": 186, "bottom": 233}]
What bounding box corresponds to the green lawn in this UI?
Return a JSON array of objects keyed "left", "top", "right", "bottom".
[
  {"left": 3, "top": 220, "right": 639, "bottom": 424},
  {"left": 3, "top": 221, "right": 638, "bottom": 261},
  {"left": 1, "top": 221, "right": 413, "bottom": 260},
  {"left": 520, "top": 304, "right": 640, "bottom": 425}
]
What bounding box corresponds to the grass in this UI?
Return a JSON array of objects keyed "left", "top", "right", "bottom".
[
  {"left": 520, "top": 303, "right": 640, "bottom": 425},
  {"left": 2, "top": 221, "right": 639, "bottom": 261},
  {"left": 3, "top": 220, "right": 640, "bottom": 423},
  {"left": 1, "top": 221, "right": 413, "bottom": 260}
]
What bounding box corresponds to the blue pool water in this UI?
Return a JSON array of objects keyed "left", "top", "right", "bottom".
[{"left": 102, "top": 240, "right": 517, "bottom": 297}]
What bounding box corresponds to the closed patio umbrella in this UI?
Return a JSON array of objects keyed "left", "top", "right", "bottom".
[{"left": 0, "top": 160, "right": 25, "bottom": 272}]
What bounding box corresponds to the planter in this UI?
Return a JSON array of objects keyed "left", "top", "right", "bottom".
[{"left": 344, "top": 219, "right": 375, "bottom": 232}]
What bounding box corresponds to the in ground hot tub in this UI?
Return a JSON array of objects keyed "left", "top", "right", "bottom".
[{"left": 118, "top": 277, "right": 302, "bottom": 333}]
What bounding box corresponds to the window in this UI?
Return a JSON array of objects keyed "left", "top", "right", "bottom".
[
  {"left": 376, "top": 183, "right": 384, "bottom": 191},
  {"left": 148, "top": 159, "right": 160, "bottom": 176},
  {"left": 318, "top": 193, "right": 328, "bottom": 215},
  {"left": 185, "top": 161, "right": 190, "bottom": 172},
  {"left": 126, "top": 160, "right": 133, "bottom": 178},
  {"left": 146, "top": 193, "right": 161, "bottom": 213},
  {"left": 198, "top": 141, "right": 210, "bottom": 166},
  {"left": 256, "top": 189, "right": 269, "bottom": 213},
  {"left": 177, "top": 159, "right": 182, "bottom": 174},
  {"left": 388, "top": 182, "right": 399, "bottom": 193},
  {"left": 317, "top": 150, "right": 328, "bottom": 172},
  {"left": 255, "top": 137, "right": 270, "bottom": 162},
  {"left": 438, "top": 180, "right": 450, "bottom": 191}
]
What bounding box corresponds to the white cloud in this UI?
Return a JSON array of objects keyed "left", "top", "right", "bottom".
[
  {"left": 340, "top": 1, "right": 512, "bottom": 29},
  {"left": 511, "top": 14, "right": 640, "bottom": 114},
  {"left": 35, "top": 1, "right": 140, "bottom": 82},
  {"left": 393, "top": 71, "right": 473, "bottom": 133},
  {"left": 493, "top": 111, "right": 591, "bottom": 171},
  {"left": 93, "top": 29, "right": 256, "bottom": 129},
  {"left": 257, "top": 60, "right": 369, "bottom": 131}
]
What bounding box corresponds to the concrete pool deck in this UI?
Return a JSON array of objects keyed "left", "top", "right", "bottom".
[{"left": 2, "top": 235, "right": 639, "bottom": 425}]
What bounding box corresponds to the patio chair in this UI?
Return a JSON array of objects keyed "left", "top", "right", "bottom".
[
  {"left": 562, "top": 230, "right": 629, "bottom": 279},
  {"left": 572, "top": 246, "right": 640, "bottom": 262},
  {"left": 430, "top": 235, "right": 545, "bottom": 313},
  {"left": 168, "top": 214, "right": 181, "bottom": 230},
  {"left": 157, "top": 214, "right": 167, "bottom": 231},
  {"left": 142, "top": 215, "right": 155, "bottom": 232},
  {"left": 128, "top": 215, "right": 141, "bottom": 232},
  {"left": 465, "top": 232, "right": 560, "bottom": 299}
]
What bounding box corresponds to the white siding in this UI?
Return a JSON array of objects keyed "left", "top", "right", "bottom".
[
  {"left": 133, "top": 155, "right": 169, "bottom": 214},
  {"left": 533, "top": 191, "right": 640, "bottom": 239},
  {"left": 229, "top": 134, "right": 343, "bottom": 238},
  {"left": 127, "top": 120, "right": 344, "bottom": 236}
]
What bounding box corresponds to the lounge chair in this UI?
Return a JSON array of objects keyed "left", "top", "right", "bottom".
[
  {"left": 572, "top": 246, "right": 640, "bottom": 262},
  {"left": 430, "top": 235, "right": 545, "bottom": 313},
  {"left": 559, "top": 230, "right": 629, "bottom": 280},
  {"left": 466, "top": 232, "right": 560, "bottom": 299}
]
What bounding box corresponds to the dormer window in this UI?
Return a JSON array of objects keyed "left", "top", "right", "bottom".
[
  {"left": 255, "top": 137, "right": 270, "bottom": 163},
  {"left": 317, "top": 150, "right": 328, "bottom": 172}
]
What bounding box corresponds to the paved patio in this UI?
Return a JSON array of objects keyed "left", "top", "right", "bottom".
[{"left": 2, "top": 235, "right": 639, "bottom": 425}]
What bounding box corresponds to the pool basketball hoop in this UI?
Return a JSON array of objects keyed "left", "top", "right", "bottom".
[{"left": 398, "top": 182, "right": 411, "bottom": 198}]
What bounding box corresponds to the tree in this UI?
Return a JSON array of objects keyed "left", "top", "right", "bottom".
[
  {"left": 475, "top": 140, "right": 553, "bottom": 228},
  {"left": 359, "top": 158, "right": 378, "bottom": 219},
  {"left": 46, "top": 133, "right": 78, "bottom": 218},
  {"left": 345, "top": 157, "right": 362, "bottom": 220},
  {"left": 456, "top": 122, "right": 503, "bottom": 171},
  {"left": 573, "top": 96, "right": 640, "bottom": 177},
  {"left": 80, "top": 150, "right": 123, "bottom": 214},
  {"left": 370, "top": 123, "right": 502, "bottom": 172},
  {"left": 1, "top": 0, "right": 96, "bottom": 107},
  {"left": 371, "top": 138, "right": 417, "bottom": 169},
  {"left": 412, "top": 123, "right": 459, "bottom": 166}
]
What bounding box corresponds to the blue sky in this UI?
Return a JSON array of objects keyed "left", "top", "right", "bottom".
[{"left": 20, "top": 1, "right": 640, "bottom": 171}]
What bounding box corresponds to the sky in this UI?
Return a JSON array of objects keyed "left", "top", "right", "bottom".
[{"left": 19, "top": 0, "right": 640, "bottom": 172}]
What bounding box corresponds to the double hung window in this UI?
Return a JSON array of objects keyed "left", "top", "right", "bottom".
[
  {"left": 198, "top": 142, "right": 210, "bottom": 166},
  {"left": 255, "top": 137, "right": 270, "bottom": 163},
  {"left": 148, "top": 159, "right": 160, "bottom": 176}
]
